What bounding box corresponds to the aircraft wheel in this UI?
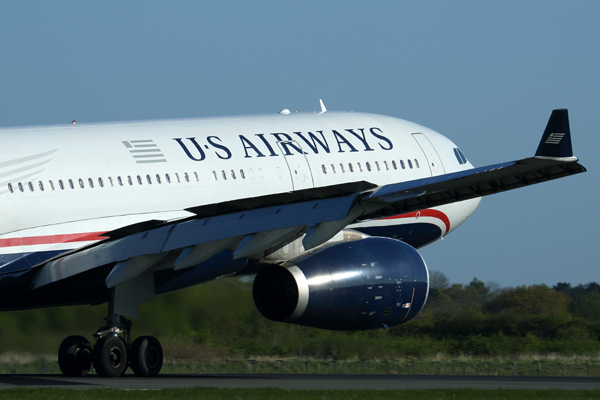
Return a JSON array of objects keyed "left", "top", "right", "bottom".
[
  {"left": 58, "top": 335, "right": 92, "bottom": 377},
  {"left": 129, "top": 336, "right": 163, "bottom": 377},
  {"left": 93, "top": 336, "right": 128, "bottom": 377}
]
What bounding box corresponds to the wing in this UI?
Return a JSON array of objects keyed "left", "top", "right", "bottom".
[{"left": 20, "top": 109, "right": 585, "bottom": 316}]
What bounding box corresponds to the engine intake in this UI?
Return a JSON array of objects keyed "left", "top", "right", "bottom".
[{"left": 253, "top": 237, "right": 429, "bottom": 330}]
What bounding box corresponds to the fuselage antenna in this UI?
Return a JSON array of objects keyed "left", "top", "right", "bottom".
[{"left": 318, "top": 99, "right": 327, "bottom": 115}]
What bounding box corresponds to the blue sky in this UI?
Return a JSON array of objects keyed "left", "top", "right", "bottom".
[{"left": 0, "top": 1, "right": 597, "bottom": 288}]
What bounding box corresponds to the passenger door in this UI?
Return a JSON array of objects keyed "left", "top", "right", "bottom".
[
  {"left": 276, "top": 140, "right": 314, "bottom": 190},
  {"left": 412, "top": 133, "right": 445, "bottom": 176}
]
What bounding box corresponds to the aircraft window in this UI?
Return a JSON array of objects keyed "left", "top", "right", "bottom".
[
  {"left": 39, "top": 181, "right": 44, "bottom": 191},
  {"left": 98, "top": 178, "right": 104, "bottom": 188},
  {"left": 108, "top": 177, "right": 114, "bottom": 187},
  {"left": 69, "top": 179, "right": 75, "bottom": 189},
  {"left": 212, "top": 171, "right": 218, "bottom": 181},
  {"left": 375, "top": 161, "right": 381, "bottom": 171},
  {"left": 331, "top": 164, "right": 336, "bottom": 173},
  {"left": 240, "top": 169, "right": 245, "bottom": 179},
  {"left": 117, "top": 176, "right": 124, "bottom": 186},
  {"left": 88, "top": 178, "right": 94, "bottom": 188},
  {"left": 231, "top": 170, "right": 236, "bottom": 179},
  {"left": 27, "top": 182, "right": 33, "bottom": 192},
  {"left": 175, "top": 173, "right": 181, "bottom": 183},
  {"left": 49, "top": 180, "right": 55, "bottom": 190},
  {"left": 221, "top": 170, "right": 227, "bottom": 180},
  {"left": 366, "top": 162, "right": 371, "bottom": 172},
  {"left": 339, "top": 163, "right": 345, "bottom": 173},
  {"left": 184, "top": 172, "right": 190, "bottom": 182},
  {"left": 166, "top": 174, "right": 171, "bottom": 183},
  {"left": 127, "top": 176, "right": 133, "bottom": 186},
  {"left": 136, "top": 175, "right": 142, "bottom": 185},
  {"left": 59, "top": 180, "right": 65, "bottom": 190},
  {"left": 400, "top": 160, "right": 406, "bottom": 169},
  {"left": 414, "top": 159, "right": 420, "bottom": 168},
  {"left": 348, "top": 163, "right": 354, "bottom": 172},
  {"left": 392, "top": 160, "right": 397, "bottom": 170},
  {"left": 454, "top": 148, "right": 467, "bottom": 164},
  {"left": 357, "top": 162, "right": 363, "bottom": 172},
  {"left": 408, "top": 159, "right": 413, "bottom": 169},
  {"left": 156, "top": 174, "right": 161, "bottom": 184},
  {"left": 453, "top": 148, "right": 461, "bottom": 164},
  {"left": 194, "top": 172, "right": 200, "bottom": 181},
  {"left": 77, "top": 179, "right": 84, "bottom": 188},
  {"left": 322, "top": 164, "right": 327, "bottom": 174},
  {"left": 17, "top": 182, "right": 23, "bottom": 192},
  {"left": 8, "top": 183, "right": 13, "bottom": 193}
]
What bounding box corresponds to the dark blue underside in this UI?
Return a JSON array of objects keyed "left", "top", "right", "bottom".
[
  {"left": 353, "top": 222, "right": 442, "bottom": 249},
  {"left": 0, "top": 249, "right": 247, "bottom": 310},
  {"left": 0, "top": 251, "right": 64, "bottom": 274}
]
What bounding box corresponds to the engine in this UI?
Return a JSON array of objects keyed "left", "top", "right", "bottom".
[{"left": 252, "top": 237, "right": 429, "bottom": 330}]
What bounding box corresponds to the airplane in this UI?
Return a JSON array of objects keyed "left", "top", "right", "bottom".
[{"left": 0, "top": 102, "right": 585, "bottom": 378}]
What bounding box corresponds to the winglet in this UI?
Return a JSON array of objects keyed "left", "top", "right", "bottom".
[{"left": 535, "top": 109, "right": 573, "bottom": 158}]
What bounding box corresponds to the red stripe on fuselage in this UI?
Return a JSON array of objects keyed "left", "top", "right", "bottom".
[
  {"left": 0, "top": 212, "right": 450, "bottom": 248},
  {"left": 380, "top": 209, "right": 451, "bottom": 234},
  {"left": 0, "top": 232, "right": 107, "bottom": 248}
]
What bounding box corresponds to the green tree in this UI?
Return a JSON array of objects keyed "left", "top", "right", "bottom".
[
  {"left": 429, "top": 270, "right": 450, "bottom": 290},
  {"left": 486, "top": 284, "right": 571, "bottom": 318},
  {"left": 571, "top": 291, "right": 600, "bottom": 323},
  {"left": 553, "top": 282, "right": 571, "bottom": 293},
  {"left": 466, "top": 277, "right": 488, "bottom": 299}
]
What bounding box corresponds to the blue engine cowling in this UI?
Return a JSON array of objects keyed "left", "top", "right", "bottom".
[{"left": 252, "top": 237, "right": 429, "bottom": 331}]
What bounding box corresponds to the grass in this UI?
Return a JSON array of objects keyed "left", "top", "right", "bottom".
[
  {"left": 160, "top": 359, "right": 600, "bottom": 377},
  {"left": 2, "top": 358, "right": 600, "bottom": 377},
  {"left": 1, "top": 388, "right": 600, "bottom": 400}
]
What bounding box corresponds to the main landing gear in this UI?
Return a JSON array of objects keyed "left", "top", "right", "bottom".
[{"left": 58, "top": 314, "right": 163, "bottom": 377}]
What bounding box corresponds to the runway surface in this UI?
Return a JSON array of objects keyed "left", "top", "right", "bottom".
[{"left": 0, "top": 373, "right": 599, "bottom": 390}]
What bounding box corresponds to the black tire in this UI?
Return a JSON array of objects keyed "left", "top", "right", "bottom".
[
  {"left": 129, "top": 336, "right": 163, "bottom": 377},
  {"left": 93, "top": 336, "right": 128, "bottom": 377},
  {"left": 58, "top": 335, "right": 92, "bottom": 377}
]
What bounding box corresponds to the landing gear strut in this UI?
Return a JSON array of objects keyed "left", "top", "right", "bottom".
[
  {"left": 58, "top": 301, "right": 163, "bottom": 377},
  {"left": 91, "top": 314, "right": 131, "bottom": 377}
]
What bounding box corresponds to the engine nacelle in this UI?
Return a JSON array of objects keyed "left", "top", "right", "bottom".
[{"left": 253, "top": 237, "right": 429, "bottom": 330}]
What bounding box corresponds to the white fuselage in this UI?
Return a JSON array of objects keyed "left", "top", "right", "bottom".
[{"left": 0, "top": 111, "right": 480, "bottom": 261}]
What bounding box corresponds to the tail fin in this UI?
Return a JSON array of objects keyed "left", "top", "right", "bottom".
[{"left": 535, "top": 109, "right": 573, "bottom": 158}]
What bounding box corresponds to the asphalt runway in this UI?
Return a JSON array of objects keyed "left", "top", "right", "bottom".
[{"left": 0, "top": 373, "right": 599, "bottom": 390}]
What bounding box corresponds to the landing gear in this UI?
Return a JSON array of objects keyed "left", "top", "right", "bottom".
[
  {"left": 58, "top": 312, "right": 163, "bottom": 378},
  {"left": 130, "top": 336, "right": 163, "bottom": 377},
  {"left": 58, "top": 335, "right": 92, "bottom": 377}
]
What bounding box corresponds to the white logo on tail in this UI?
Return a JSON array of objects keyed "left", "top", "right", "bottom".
[{"left": 545, "top": 133, "right": 565, "bottom": 145}]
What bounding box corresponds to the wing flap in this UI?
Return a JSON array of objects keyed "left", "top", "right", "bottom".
[
  {"left": 164, "top": 195, "right": 356, "bottom": 252},
  {"left": 31, "top": 194, "right": 359, "bottom": 289}
]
